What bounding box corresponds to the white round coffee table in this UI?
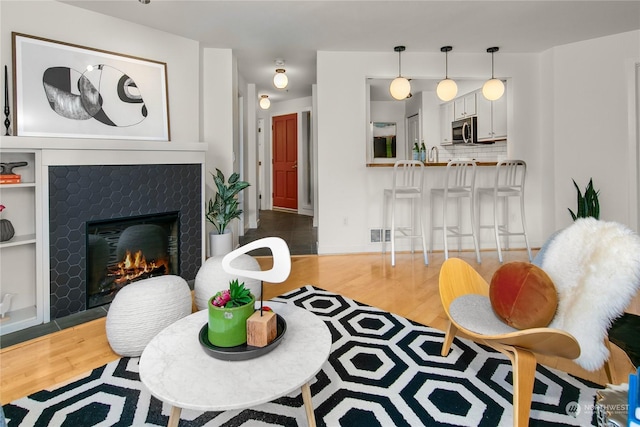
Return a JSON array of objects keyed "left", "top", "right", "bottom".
[{"left": 139, "top": 302, "right": 332, "bottom": 427}]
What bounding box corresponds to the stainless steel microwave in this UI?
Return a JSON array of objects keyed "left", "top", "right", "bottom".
[{"left": 452, "top": 116, "right": 477, "bottom": 144}]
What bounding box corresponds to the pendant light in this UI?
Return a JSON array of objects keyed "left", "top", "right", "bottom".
[
  {"left": 273, "top": 59, "right": 288, "bottom": 89},
  {"left": 436, "top": 46, "right": 458, "bottom": 102},
  {"left": 482, "top": 47, "right": 505, "bottom": 101},
  {"left": 389, "top": 46, "right": 411, "bottom": 100},
  {"left": 259, "top": 95, "right": 270, "bottom": 110}
]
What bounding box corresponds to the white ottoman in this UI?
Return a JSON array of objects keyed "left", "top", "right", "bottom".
[
  {"left": 106, "top": 275, "right": 192, "bottom": 357},
  {"left": 194, "top": 255, "right": 262, "bottom": 310}
]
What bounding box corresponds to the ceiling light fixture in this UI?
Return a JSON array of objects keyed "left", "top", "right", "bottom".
[
  {"left": 138, "top": 0, "right": 150, "bottom": 4},
  {"left": 436, "top": 46, "right": 458, "bottom": 102},
  {"left": 389, "top": 46, "right": 411, "bottom": 100},
  {"left": 273, "top": 59, "right": 288, "bottom": 89},
  {"left": 482, "top": 47, "right": 505, "bottom": 101},
  {"left": 259, "top": 95, "right": 270, "bottom": 110}
]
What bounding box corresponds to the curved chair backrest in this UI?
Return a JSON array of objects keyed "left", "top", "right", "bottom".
[
  {"left": 443, "top": 160, "right": 476, "bottom": 192},
  {"left": 392, "top": 160, "right": 424, "bottom": 193},
  {"left": 439, "top": 257, "right": 489, "bottom": 318},
  {"left": 494, "top": 160, "right": 526, "bottom": 192}
]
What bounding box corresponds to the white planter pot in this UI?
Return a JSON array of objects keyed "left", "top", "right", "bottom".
[{"left": 209, "top": 230, "right": 233, "bottom": 257}]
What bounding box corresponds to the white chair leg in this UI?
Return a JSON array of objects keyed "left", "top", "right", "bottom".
[
  {"left": 493, "top": 193, "right": 503, "bottom": 263},
  {"left": 391, "top": 195, "right": 396, "bottom": 266},
  {"left": 419, "top": 196, "right": 428, "bottom": 265},
  {"left": 519, "top": 192, "right": 532, "bottom": 262},
  {"left": 443, "top": 196, "right": 449, "bottom": 260},
  {"left": 470, "top": 193, "right": 481, "bottom": 264}
]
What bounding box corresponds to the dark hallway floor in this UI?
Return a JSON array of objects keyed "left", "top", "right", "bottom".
[{"left": 239, "top": 210, "right": 317, "bottom": 256}]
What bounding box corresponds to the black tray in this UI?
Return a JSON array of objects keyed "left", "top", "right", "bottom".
[{"left": 198, "top": 313, "right": 287, "bottom": 361}]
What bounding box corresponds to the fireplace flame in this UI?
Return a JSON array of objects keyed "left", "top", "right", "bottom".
[{"left": 110, "top": 250, "right": 169, "bottom": 284}]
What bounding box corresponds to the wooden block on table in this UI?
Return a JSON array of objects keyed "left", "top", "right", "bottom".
[{"left": 246, "top": 310, "right": 277, "bottom": 347}]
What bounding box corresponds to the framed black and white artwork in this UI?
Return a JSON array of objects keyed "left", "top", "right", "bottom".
[{"left": 12, "top": 32, "right": 170, "bottom": 141}]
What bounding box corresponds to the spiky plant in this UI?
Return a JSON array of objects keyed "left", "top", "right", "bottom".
[
  {"left": 211, "top": 279, "right": 253, "bottom": 308},
  {"left": 205, "top": 168, "right": 250, "bottom": 234},
  {"left": 568, "top": 178, "right": 600, "bottom": 221}
]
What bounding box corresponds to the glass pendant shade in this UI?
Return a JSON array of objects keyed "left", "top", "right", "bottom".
[
  {"left": 259, "top": 95, "right": 270, "bottom": 109},
  {"left": 273, "top": 69, "right": 288, "bottom": 89},
  {"left": 482, "top": 78, "right": 505, "bottom": 101},
  {"left": 437, "top": 46, "right": 457, "bottom": 102},
  {"left": 437, "top": 78, "right": 458, "bottom": 102},
  {"left": 390, "top": 77, "right": 411, "bottom": 100},
  {"left": 483, "top": 47, "right": 504, "bottom": 101}
]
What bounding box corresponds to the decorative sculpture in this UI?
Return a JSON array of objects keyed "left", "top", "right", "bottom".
[{"left": 0, "top": 162, "right": 28, "bottom": 175}]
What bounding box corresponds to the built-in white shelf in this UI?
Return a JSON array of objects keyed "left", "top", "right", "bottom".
[
  {"left": 0, "top": 234, "right": 37, "bottom": 248},
  {"left": 0, "top": 305, "right": 39, "bottom": 335}
]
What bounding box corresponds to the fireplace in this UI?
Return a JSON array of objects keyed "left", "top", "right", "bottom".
[
  {"left": 86, "top": 212, "right": 180, "bottom": 308},
  {"left": 48, "top": 163, "right": 202, "bottom": 320}
]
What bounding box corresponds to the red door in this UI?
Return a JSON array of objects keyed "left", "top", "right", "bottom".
[{"left": 272, "top": 113, "right": 298, "bottom": 210}]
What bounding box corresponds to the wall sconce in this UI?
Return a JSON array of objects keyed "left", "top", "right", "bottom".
[
  {"left": 272, "top": 58, "right": 288, "bottom": 90},
  {"left": 482, "top": 47, "right": 505, "bottom": 101},
  {"left": 259, "top": 95, "right": 270, "bottom": 110},
  {"left": 389, "top": 46, "right": 411, "bottom": 100},
  {"left": 436, "top": 46, "right": 458, "bottom": 102}
]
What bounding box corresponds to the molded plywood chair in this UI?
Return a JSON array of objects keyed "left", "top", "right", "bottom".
[
  {"left": 439, "top": 258, "right": 580, "bottom": 427},
  {"left": 439, "top": 218, "right": 640, "bottom": 426},
  {"left": 430, "top": 160, "right": 481, "bottom": 263},
  {"left": 477, "top": 160, "right": 532, "bottom": 263},
  {"left": 382, "top": 160, "right": 428, "bottom": 266}
]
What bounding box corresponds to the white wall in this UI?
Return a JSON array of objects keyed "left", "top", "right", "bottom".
[
  {"left": 541, "top": 30, "right": 640, "bottom": 233},
  {"left": 1, "top": 0, "right": 200, "bottom": 143},
  {"left": 316, "top": 50, "right": 543, "bottom": 254}
]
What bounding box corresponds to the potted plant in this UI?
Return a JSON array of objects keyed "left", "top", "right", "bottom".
[
  {"left": 208, "top": 279, "right": 255, "bottom": 347},
  {"left": 568, "top": 178, "right": 600, "bottom": 220},
  {"left": 206, "top": 168, "right": 250, "bottom": 256}
]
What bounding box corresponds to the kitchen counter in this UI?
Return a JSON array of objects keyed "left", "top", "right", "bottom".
[{"left": 366, "top": 161, "right": 498, "bottom": 167}]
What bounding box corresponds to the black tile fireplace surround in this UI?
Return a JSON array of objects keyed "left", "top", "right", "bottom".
[{"left": 48, "top": 163, "right": 202, "bottom": 319}]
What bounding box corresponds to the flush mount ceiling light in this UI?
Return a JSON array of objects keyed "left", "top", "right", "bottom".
[
  {"left": 482, "top": 47, "right": 505, "bottom": 101},
  {"left": 436, "top": 46, "right": 458, "bottom": 102},
  {"left": 259, "top": 95, "right": 270, "bottom": 109},
  {"left": 273, "top": 59, "right": 288, "bottom": 89},
  {"left": 138, "top": 0, "right": 150, "bottom": 4},
  {"left": 389, "top": 46, "right": 411, "bottom": 100}
]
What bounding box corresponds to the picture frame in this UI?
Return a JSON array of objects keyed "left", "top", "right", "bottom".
[{"left": 12, "top": 32, "right": 170, "bottom": 141}]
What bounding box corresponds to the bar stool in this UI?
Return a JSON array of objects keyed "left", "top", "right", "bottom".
[
  {"left": 477, "top": 159, "right": 532, "bottom": 263},
  {"left": 430, "top": 160, "right": 481, "bottom": 263},
  {"left": 382, "top": 160, "right": 428, "bottom": 266}
]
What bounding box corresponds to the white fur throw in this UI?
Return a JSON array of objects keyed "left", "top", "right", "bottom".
[{"left": 541, "top": 218, "right": 640, "bottom": 371}]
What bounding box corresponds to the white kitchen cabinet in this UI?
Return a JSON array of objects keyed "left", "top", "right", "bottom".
[
  {"left": 454, "top": 92, "right": 477, "bottom": 120},
  {"left": 0, "top": 148, "right": 44, "bottom": 335},
  {"left": 440, "top": 102, "right": 454, "bottom": 144},
  {"left": 476, "top": 88, "right": 507, "bottom": 141}
]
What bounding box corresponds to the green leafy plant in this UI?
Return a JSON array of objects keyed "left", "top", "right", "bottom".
[
  {"left": 210, "top": 279, "right": 253, "bottom": 308},
  {"left": 568, "top": 178, "right": 600, "bottom": 220},
  {"left": 206, "top": 168, "right": 250, "bottom": 234}
]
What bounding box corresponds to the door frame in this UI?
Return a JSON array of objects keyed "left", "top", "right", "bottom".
[
  {"left": 272, "top": 112, "right": 299, "bottom": 211},
  {"left": 263, "top": 107, "right": 315, "bottom": 217}
]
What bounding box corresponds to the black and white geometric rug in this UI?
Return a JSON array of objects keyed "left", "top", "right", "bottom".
[{"left": 3, "top": 286, "right": 600, "bottom": 426}]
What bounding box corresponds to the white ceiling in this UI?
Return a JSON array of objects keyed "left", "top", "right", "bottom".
[{"left": 61, "top": 0, "right": 640, "bottom": 103}]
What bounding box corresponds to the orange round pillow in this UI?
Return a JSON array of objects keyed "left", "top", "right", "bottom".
[{"left": 489, "top": 262, "right": 558, "bottom": 330}]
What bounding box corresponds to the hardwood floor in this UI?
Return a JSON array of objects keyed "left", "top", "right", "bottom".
[{"left": 1, "top": 249, "right": 636, "bottom": 405}]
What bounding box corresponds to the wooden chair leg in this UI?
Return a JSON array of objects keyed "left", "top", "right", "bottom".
[
  {"left": 493, "top": 344, "right": 537, "bottom": 427},
  {"left": 441, "top": 322, "right": 458, "bottom": 356},
  {"left": 604, "top": 339, "right": 616, "bottom": 384}
]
